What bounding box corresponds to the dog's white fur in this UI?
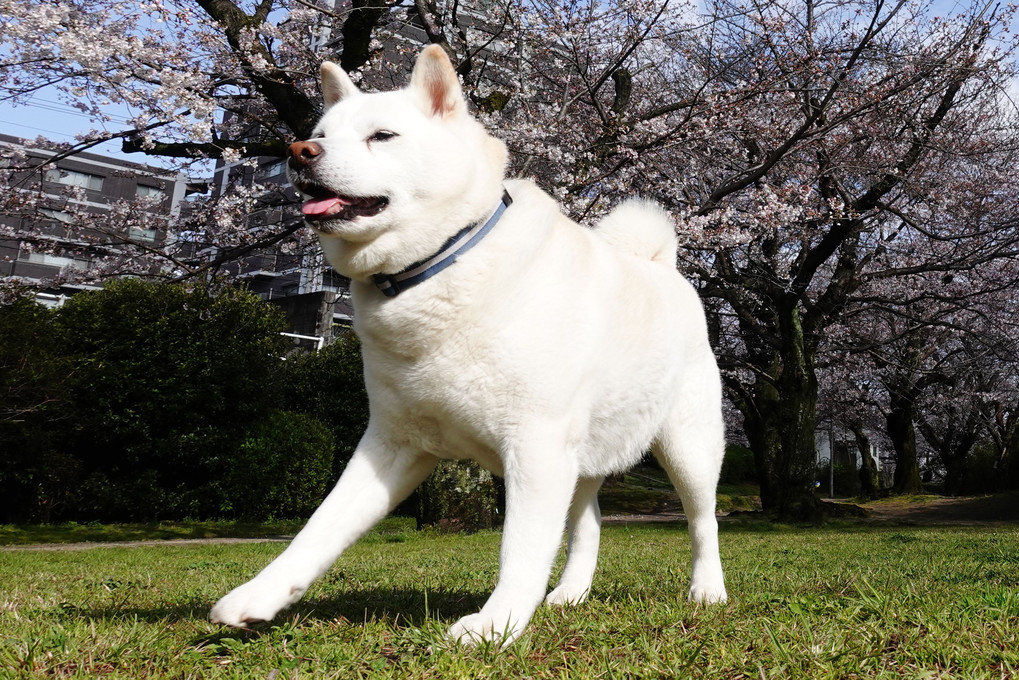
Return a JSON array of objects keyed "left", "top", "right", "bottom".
[{"left": 210, "top": 46, "right": 727, "bottom": 645}]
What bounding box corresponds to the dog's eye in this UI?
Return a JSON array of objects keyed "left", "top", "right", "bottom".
[{"left": 368, "top": 130, "right": 398, "bottom": 143}]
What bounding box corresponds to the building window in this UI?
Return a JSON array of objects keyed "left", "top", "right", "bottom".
[
  {"left": 129, "top": 226, "right": 157, "bottom": 242},
  {"left": 45, "top": 168, "right": 104, "bottom": 191},
  {"left": 136, "top": 184, "right": 164, "bottom": 199},
  {"left": 20, "top": 251, "right": 89, "bottom": 270},
  {"left": 39, "top": 208, "right": 73, "bottom": 223},
  {"left": 262, "top": 160, "right": 286, "bottom": 178}
]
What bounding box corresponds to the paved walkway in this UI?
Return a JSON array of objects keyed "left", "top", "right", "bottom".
[{"left": 0, "top": 536, "right": 293, "bottom": 552}]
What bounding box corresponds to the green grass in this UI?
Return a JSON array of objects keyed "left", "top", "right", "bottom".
[{"left": 2, "top": 522, "right": 1018, "bottom": 678}]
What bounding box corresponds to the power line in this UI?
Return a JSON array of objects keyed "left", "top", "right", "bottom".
[
  {"left": 0, "top": 119, "right": 128, "bottom": 159},
  {"left": 3, "top": 99, "right": 134, "bottom": 126},
  {"left": 0, "top": 118, "right": 81, "bottom": 140}
]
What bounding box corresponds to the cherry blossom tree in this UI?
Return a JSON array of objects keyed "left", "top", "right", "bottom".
[
  {"left": 838, "top": 274, "right": 1019, "bottom": 496},
  {"left": 988, "top": 386, "right": 1019, "bottom": 488},
  {"left": 671, "top": 0, "right": 1019, "bottom": 517}
]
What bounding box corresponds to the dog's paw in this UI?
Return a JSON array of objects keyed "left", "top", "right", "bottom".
[
  {"left": 209, "top": 577, "right": 305, "bottom": 627},
  {"left": 688, "top": 580, "right": 727, "bottom": 605},
  {"left": 544, "top": 583, "right": 590, "bottom": 607},
  {"left": 447, "top": 611, "right": 525, "bottom": 648}
]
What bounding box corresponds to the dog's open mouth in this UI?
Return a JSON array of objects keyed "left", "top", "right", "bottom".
[{"left": 296, "top": 183, "right": 389, "bottom": 223}]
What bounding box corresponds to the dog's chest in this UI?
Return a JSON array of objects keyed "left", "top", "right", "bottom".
[
  {"left": 374, "top": 364, "right": 510, "bottom": 473},
  {"left": 356, "top": 301, "right": 516, "bottom": 468}
]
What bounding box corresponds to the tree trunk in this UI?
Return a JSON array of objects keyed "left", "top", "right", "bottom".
[
  {"left": 942, "top": 456, "right": 965, "bottom": 496},
  {"left": 740, "top": 306, "right": 822, "bottom": 521},
  {"left": 993, "top": 431, "right": 1019, "bottom": 490},
  {"left": 992, "top": 401, "right": 1019, "bottom": 490},
  {"left": 1004, "top": 434, "right": 1019, "bottom": 490},
  {"left": 938, "top": 427, "right": 978, "bottom": 496},
  {"left": 850, "top": 421, "right": 880, "bottom": 498},
  {"left": 887, "top": 392, "right": 923, "bottom": 494}
]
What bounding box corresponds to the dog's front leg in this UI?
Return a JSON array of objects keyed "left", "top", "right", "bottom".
[
  {"left": 210, "top": 436, "right": 436, "bottom": 627},
  {"left": 449, "top": 447, "right": 577, "bottom": 646}
]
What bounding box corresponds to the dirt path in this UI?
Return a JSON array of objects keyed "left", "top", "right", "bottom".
[
  {"left": 604, "top": 492, "right": 1019, "bottom": 526},
  {"left": 855, "top": 492, "right": 1019, "bottom": 525},
  {"left": 0, "top": 536, "right": 292, "bottom": 552},
  {"left": 4, "top": 493, "right": 1017, "bottom": 552}
]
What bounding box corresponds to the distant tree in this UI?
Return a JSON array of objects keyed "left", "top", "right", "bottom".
[
  {"left": 849, "top": 421, "right": 881, "bottom": 499},
  {"left": 831, "top": 244, "right": 1019, "bottom": 496},
  {"left": 920, "top": 284, "right": 1019, "bottom": 494},
  {"left": 989, "top": 394, "right": 1019, "bottom": 489},
  {"left": 972, "top": 278, "right": 1019, "bottom": 490},
  {"left": 817, "top": 348, "right": 888, "bottom": 499}
]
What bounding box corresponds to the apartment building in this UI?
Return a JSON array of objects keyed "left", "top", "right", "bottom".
[
  {"left": 0, "top": 133, "right": 200, "bottom": 302},
  {"left": 0, "top": 133, "right": 352, "bottom": 344}
]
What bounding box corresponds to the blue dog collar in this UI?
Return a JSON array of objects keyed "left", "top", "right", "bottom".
[{"left": 372, "top": 189, "right": 512, "bottom": 298}]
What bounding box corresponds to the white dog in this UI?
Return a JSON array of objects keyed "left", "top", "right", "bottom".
[{"left": 210, "top": 45, "right": 727, "bottom": 645}]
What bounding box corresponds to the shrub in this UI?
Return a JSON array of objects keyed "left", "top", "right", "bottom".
[
  {"left": 53, "top": 281, "right": 292, "bottom": 521},
  {"left": 0, "top": 281, "right": 294, "bottom": 522},
  {"left": 221, "top": 410, "right": 334, "bottom": 520},
  {"left": 414, "top": 460, "right": 499, "bottom": 532},
  {"left": 280, "top": 333, "right": 369, "bottom": 478},
  {"left": 960, "top": 441, "right": 1001, "bottom": 495},
  {"left": 0, "top": 298, "right": 76, "bottom": 522},
  {"left": 720, "top": 444, "right": 757, "bottom": 484},
  {"left": 815, "top": 461, "right": 860, "bottom": 497}
]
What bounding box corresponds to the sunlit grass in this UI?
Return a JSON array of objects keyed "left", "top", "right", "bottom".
[{"left": 2, "top": 522, "right": 1017, "bottom": 678}]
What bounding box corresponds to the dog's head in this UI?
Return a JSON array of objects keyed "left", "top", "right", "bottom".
[{"left": 288, "top": 46, "right": 509, "bottom": 280}]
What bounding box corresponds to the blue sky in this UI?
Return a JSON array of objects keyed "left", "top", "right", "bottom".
[{"left": 0, "top": 95, "right": 133, "bottom": 157}]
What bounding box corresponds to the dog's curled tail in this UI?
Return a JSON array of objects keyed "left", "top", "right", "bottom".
[{"left": 594, "top": 199, "right": 678, "bottom": 268}]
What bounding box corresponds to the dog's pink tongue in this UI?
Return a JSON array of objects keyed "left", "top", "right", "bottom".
[{"left": 302, "top": 197, "right": 348, "bottom": 216}]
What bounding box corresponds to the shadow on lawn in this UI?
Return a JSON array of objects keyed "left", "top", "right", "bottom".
[{"left": 72, "top": 586, "right": 489, "bottom": 632}]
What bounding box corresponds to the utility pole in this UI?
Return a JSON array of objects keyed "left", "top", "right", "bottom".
[{"left": 829, "top": 419, "right": 835, "bottom": 499}]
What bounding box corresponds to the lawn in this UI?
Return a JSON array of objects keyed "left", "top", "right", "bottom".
[{"left": 1, "top": 520, "right": 1018, "bottom": 678}]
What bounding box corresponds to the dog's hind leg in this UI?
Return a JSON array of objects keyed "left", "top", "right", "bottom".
[
  {"left": 210, "top": 433, "right": 437, "bottom": 627},
  {"left": 545, "top": 475, "right": 604, "bottom": 606},
  {"left": 448, "top": 436, "right": 578, "bottom": 646},
  {"left": 651, "top": 388, "right": 727, "bottom": 605}
]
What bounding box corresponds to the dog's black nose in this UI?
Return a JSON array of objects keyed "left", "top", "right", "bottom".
[{"left": 288, "top": 140, "right": 323, "bottom": 170}]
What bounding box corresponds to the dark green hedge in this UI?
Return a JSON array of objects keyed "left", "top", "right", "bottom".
[{"left": 0, "top": 281, "right": 365, "bottom": 523}]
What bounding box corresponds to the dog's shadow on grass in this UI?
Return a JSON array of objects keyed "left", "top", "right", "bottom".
[
  {"left": 73, "top": 586, "right": 489, "bottom": 635},
  {"left": 300, "top": 584, "right": 490, "bottom": 624}
]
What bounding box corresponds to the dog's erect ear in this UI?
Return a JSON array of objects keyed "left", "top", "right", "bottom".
[
  {"left": 321, "top": 61, "right": 360, "bottom": 109},
  {"left": 410, "top": 45, "right": 466, "bottom": 118}
]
